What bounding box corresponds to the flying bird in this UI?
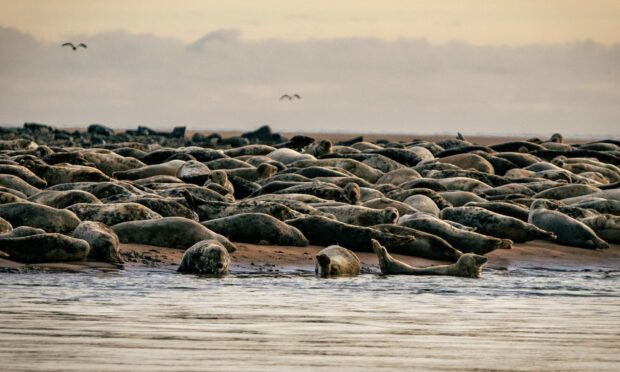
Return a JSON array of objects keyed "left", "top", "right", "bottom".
[
  {"left": 280, "top": 94, "right": 301, "bottom": 100},
  {"left": 62, "top": 42, "right": 87, "bottom": 51}
]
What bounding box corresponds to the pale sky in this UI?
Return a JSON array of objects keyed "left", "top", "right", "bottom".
[
  {"left": 1, "top": 0, "right": 619, "bottom": 44},
  {"left": 0, "top": 1, "right": 619, "bottom": 136}
]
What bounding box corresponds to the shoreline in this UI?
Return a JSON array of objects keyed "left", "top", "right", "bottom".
[{"left": 2, "top": 240, "right": 618, "bottom": 275}]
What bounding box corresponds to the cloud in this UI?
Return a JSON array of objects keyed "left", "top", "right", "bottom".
[
  {"left": 0, "top": 26, "right": 618, "bottom": 136},
  {"left": 188, "top": 29, "right": 241, "bottom": 51}
]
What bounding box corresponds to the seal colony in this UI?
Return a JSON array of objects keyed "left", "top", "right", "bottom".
[{"left": 0, "top": 123, "right": 619, "bottom": 277}]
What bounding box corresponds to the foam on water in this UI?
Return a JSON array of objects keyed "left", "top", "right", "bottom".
[{"left": 1, "top": 269, "right": 619, "bottom": 371}]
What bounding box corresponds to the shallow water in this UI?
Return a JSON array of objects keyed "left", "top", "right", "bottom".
[{"left": 1, "top": 268, "right": 619, "bottom": 371}]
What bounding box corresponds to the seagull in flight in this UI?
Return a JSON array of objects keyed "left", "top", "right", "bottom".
[
  {"left": 280, "top": 94, "right": 301, "bottom": 100},
  {"left": 62, "top": 42, "right": 87, "bottom": 51}
]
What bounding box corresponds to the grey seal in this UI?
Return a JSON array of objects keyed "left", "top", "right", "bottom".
[
  {"left": 202, "top": 213, "right": 309, "bottom": 246},
  {"left": 0, "top": 232, "right": 89, "bottom": 263},
  {"left": 112, "top": 217, "right": 236, "bottom": 252},
  {"left": 528, "top": 200, "right": 609, "bottom": 249},
  {"left": 72, "top": 221, "right": 123, "bottom": 265},
  {"left": 177, "top": 240, "right": 230, "bottom": 275},
  {"left": 0, "top": 202, "right": 81, "bottom": 233},
  {"left": 67, "top": 203, "right": 162, "bottom": 226},
  {"left": 440, "top": 206, "right": 556, "bottom": 243},
  {"left": 372, "top": 239, "right": 487, "bottom": 278},
  {"left": 315, "top": 245, "right": 360, "bottom": 277}
]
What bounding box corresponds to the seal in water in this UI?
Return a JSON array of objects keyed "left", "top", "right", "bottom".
[
  {"left": 177, "top": 240, "right": 230, "bottom": 275},
  {"left": 371, "top": 239, "right": 487, "bottom": 278},
  {"left": 315, "top": 245, "right": 361, "bottom": 277}
]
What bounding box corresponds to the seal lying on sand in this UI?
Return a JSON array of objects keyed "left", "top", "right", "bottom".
[
  {"left": 398, "top": 214, "right": 512, "bottom": 254},
  {"left": 528, "top": 200, "right": 609, "bottom": 249},
  {"left": 371, "top": 239, "right": 487, "bottom": 278},
  {"left": 315, "top": 246, "right": 360, "bottom": 277},
  {"left": 287, "top": 215, "right": 461, "bottom": 261},
  {"left": 202, "top": 213, "right": 309, "bottom": 246},
  {"left": 0, "top": 202, "right": 80, "bottom": 233},
  {"left": 177, "top": 240, "right": 230, "bottom": 275},
  {"left": 440, "top": 206, "right": 556, "bottom": 242},
  {"left": 112, "top": 217, "right": 236, "bottom": 252},
  {"left": 72, "top": 221, "right": 123, "bottom": 266},
  {"left": 314, "top": 205, "right": 398, "bottom": 226},
  {"left": 0, "top": 232, "right": 89, "bottom": 263},
  {"left": 67, "top": 202, "right": 162, "bottom": 226}
]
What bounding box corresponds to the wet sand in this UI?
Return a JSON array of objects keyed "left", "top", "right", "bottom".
[{"left": 2, "top": 240, "right": 618, "bottom": 274}]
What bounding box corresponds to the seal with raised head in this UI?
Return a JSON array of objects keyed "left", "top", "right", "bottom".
[
  {"left": 202, "top": 213, "right": 309, "bottom": 246},
  {"left": 315, "top": 245, "right": 360, "bottom": 277},
  {"left": 112, "top": 216, "right": 236, "bottom": 252},
  {"left": 371, "top": 239, "right": 487, "bottom": 278},
  {"left": 177, "top": 240, "right": 230, "bottom": 275}
]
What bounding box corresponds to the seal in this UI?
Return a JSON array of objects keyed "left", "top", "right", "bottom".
[
  {"left": 19, "top": 160, "right": 111, "bottom": 186},
  {"left": 0, "top": 164, "right": 47, "bottom": 188},
  {"left": 287, "top": 215, "right": 462, "bottom": 261},
  {"left": 177, "top": 240, "right": 230, "bottom": 275},
  {"left": 184, "top": 199, "right": 302, "bottom": 221},
  {"left": 67, "top": 202, "right": 162, "bottom": 226},
  {"left": 0, "top": 217, "right": 12, "bottom": 234},
  {"left": 370, "top": 224, "right": 463, "bottom": 260},
  {"left": 206, "top": 170, "right": 234, "bottom": 195},
  {"left": 0, "top": 174, "right": 40, "bottom": 196},
  {"left": 402, "top": 194, "right": 440, "bottom": 216},
  {"left": 315, "top": 205, "right": 398, "bottom": 227},
  {"left": 0, "top": 202, "right": 81, "bottom": 233},
  {"left": 226, "top": 163, "right": 278, "bottom": 182},
  {"left": 580, "top": 214, "right": 620, "bottom": 244},
  {"left": 176, "top": 160, "right": 211, "bottom": 185},
  {"left": 81, "top": 150, "right": 145, "bottom": 176},
  {"left": 464, "top": 201, "right": 530, "bottom": 222},
  {"left": 113, "top": 160, "right": 185, "bottom": 180},
  {"left": 121, "top": 196, "right": 199, "bottom": 220},
  {"left": 375, "top": 168, "right": 421, "bottom": 186},
  {"left": 205, "top": 157, "right": 254, "bottom": 170},
  {"left": 72, "top": 221, "right": 123, "bottom": 265},
  {"left": 371, "top": 239, "right": 487, "bottom": 278},
  {"left": 112, "top": 216, "right": 236, "bottom": 252},
  {"left": 202, "top": 213, "right": 309, "bottom": 246},
  {"left": 28, "top": 189, "right": 102, "bottom": 209},
  {"left": 289, "top": 158, "right": 383, "bottom": 183},
  {"left": 267, "top": 148, "right": 316, "bottom": 164},
  {"left": 274, "top": 182, "right": 361, "bottom": 204},
  {"left": 315, "top": 245, "right": 360, "bottom": 277},
  {"left": 440, "top": 206, "right": 556, "bottom": 242},
  {"left": 533, "top": 184, "right": 601, "bottom": 200},
  {"left": 438, "top": 191, "right": 486, "bottom": 206},
  {"left": 438, "top": 153, "right": 495, "bottom": 174},
  {"left": 397, "top": 214, "right": 512, "bottom": 254},
  {"left": 362, "top": 197, "right": 418, "bottom": 216},
  {"left": 528, "top": 199, "right": 609, "bottom": 249},
  {"left": 0, "top": 232, "right": 90, "bottom": 263}
]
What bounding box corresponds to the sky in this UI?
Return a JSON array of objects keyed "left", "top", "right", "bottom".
[{"left": 0, "top": 1, "right": 619, "bottom": 136}]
